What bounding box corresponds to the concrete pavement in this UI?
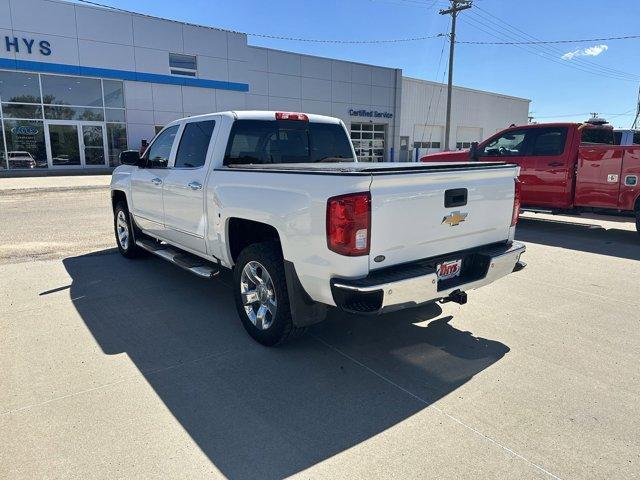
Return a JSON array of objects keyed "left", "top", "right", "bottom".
[{"left": 1, "top": 190, "right": 639, "bottom": 479}]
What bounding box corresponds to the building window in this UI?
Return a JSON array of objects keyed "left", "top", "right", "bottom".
[
  {"left": 0, "top": 70, "right": 127, "bottom": 169},
  {"left": 0, "top": 71, "right": 41, "bottom": 103},
  {"left": 169, "top": 53, "right": 197, "bottom": 77},
  {"left": 107, "top": 123, "right": 128, "bottom": 167},
  {"left": 3, "top": 119, "right": 47, "bottom": 169},
  {"left": 414, "top": 141, "right": 441, "bottom": 149},
  {"left": 351, "top": 123, "right": 385, "bottom": 162},
  {"left": 41, "top": 75, "right": 103, "bottom": 107},
  {"left": 456, "top": 141, "right": 472, "bottom": 149},
  {"left": 0, "top": 126, "right": 5, "bottom": 169}
]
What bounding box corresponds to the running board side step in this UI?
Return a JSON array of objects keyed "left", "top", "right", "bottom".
[{"left": 135, "top": 239, "right": 220, "bottom": 279}]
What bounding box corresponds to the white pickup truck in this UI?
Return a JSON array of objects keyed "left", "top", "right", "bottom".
[{"left": 111, "top": 111, "right": 526, "bottom": 345}]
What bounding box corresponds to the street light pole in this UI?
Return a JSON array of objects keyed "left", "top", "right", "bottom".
[{"left": 440, "top": 0, "right": 472, "bottom": 151}]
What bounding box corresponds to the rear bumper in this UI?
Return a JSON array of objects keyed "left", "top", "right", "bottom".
[{"left": 331, "top": 241, "right": 526, "bottom": 314}]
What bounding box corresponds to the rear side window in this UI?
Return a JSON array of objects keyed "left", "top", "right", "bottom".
[
  {"left": 224, "top": 120, "right": 354, "bottom": 165},
  {"left": 530, "top": 127, "right": 567, "bottom": 156},
  {"left": 174, "top": 120, "right": 215, "bottom": 168},
  {"left": 614, "top": 131, "right": 623, "bottom": 145},
  {"left": 633, "top": 131, "right": 640, "bottom": 145},
  {"left": 581, "top": 127, "right": 614, "bottom": 145},
  {"left": 144, "top": 125, "right": 179, "bottom": 168}
]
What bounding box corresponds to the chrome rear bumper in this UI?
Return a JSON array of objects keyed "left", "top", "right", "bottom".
[{"left": 331, "top": 242, "right": 526, "bottom": 314}]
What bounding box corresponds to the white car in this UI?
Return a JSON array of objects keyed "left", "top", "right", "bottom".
[
  {"left": 110, "top": 111, "right": 526, "bottom": 345},
  {"left": 8, "top": 151, "right": 36, "bottom": 169}
]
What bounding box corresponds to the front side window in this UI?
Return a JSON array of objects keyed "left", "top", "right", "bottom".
[
  {"left": 633, "top": 131, "right": 640, "bottom": 145},
  {"left": 480, "top": 130, "right": 528, "bottom": 157},
  {"left": 144, "top": 125, "right": 179, "bottom": 168},
  {"left": 530, "top": 127, "right": 568, "bottom": 156},
  {"left": 174, "top": 121, "right": 215, "bottom": 168},
  {"left": 224, "top": 120, "right": 354, "bottom": 165}
]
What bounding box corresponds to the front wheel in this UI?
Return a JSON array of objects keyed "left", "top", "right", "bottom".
[
  {"left": 636, "top": 209, "right": 640, "bottom": 235},
  {"left": 233, "top": 242, "right": 305, "bottom": 346},
  {"left": 113, "top": 202, "right": 144, "bottom": 258}
]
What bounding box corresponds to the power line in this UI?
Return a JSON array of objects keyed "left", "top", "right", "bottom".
[
  {"left": 419, "top": 33, "right": 448, "bottom": 148},
  {"left": 468, "top": 6, "right": 640, "bottom": 81},
  {"left": 456, "top": 34, "right": 640, "bottom": 45},
  {"left": 73, "top": 0, "right": 640, "bottom": 49},
  {"left": 244, "top": 32, "right": 445, "bottom": 44},
  {"left": 74, "top": 0, "right": 446, "bottom": 44},
  {"left": 533, "top": 111, "right": 634, "bottom": 119},
  {"left": 459, "top": 14, "right": 639, "bottom": 83}
]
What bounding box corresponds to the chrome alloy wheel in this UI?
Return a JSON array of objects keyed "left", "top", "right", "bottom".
[
  {"left": 240, "top": 261, "right": 277, "bottom": 330},
  {"left": 116, "top": 210, "right": 130, "bottom": 250}
]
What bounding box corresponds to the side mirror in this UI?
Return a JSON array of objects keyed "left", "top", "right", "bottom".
[
  {"left": 120, "top": 150, "right": 142, "bottom": 166},
  {"left": 469, "top": 142, "right": 479, "bottom": 161}
]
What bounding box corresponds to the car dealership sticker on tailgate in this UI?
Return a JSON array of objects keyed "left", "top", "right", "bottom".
[{"left": 437, "top": 259, "right": 462, "bottom": 280}]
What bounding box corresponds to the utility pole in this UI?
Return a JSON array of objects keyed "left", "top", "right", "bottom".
[
  {"left": 440, "top": 0, "right": 472, "bottom": 151},
  {"left": 632, "top": 85, "right": 640, "bottom": 129}
]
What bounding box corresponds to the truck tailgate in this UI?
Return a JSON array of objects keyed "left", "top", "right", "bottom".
[{"left": 369, "top": 165, "right": 517, "bottom": 269}]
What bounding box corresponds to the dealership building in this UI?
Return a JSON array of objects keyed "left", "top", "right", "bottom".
[{"left": 0, "top": 0, "right": 529, "bottom": 172}]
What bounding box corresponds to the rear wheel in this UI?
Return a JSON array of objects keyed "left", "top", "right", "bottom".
[
  {"left": 233, "top": 242, "right": 305, "bottom": 346},
  {"left": 636, "top": 209, "right": 640, "bottom": 235},
  {"left": 114, "top": 202, "right": 144, "bottom": 258}
]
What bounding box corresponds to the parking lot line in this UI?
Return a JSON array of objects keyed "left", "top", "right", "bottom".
[{"left": 311, "top": 333, "right": 564, "bottom": 480}]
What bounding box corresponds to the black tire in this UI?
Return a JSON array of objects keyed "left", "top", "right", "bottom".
[
  {"left": 233, "top": 241, "right": 305, "bottom": 346},
  {"left": 113, "top": 201, "right": 144, "bottom": 258},
  {"left": 636, "top": 209, "right": 640, "bottom": 236}
]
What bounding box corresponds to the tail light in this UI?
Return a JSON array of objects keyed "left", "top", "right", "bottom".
[
  {"left": 327, "top": 192, "right": 371, "bottom": 256},
  {"left": 511, "top": 178, "right": 521, "bottom": 226},
  {"left": 275, "top": 112, "right": 309, "bottom": 121}
]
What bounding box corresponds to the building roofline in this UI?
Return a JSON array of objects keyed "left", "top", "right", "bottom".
[
  {"left": 402, "top": 76, "right": 530, "bottom": 103},
  {"left": 249, "top": 45, "right": 401, "bottom": 72}
]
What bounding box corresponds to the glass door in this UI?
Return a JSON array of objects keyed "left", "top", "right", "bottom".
[
  {"left": 45, "top": 121, "right": 108, "bottom": 168},
  {"left": 81, "top": 124, "right": 107, "bottom": 167},
  {"left": 48, "top": 124, "right": 81, "bottom": 167}
]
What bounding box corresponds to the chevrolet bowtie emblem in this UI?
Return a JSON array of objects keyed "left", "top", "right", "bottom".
[{"left": 442, "top": 211, "right": 468, "bottom": 226}]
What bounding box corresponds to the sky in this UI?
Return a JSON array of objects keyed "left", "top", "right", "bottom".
[{"left": 72, "top": 0, "right": 640, "bottom": 127}]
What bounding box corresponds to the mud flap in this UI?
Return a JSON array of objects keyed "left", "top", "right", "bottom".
[{"left": 283, "top": 260, "right": 328, "bottom": 327}]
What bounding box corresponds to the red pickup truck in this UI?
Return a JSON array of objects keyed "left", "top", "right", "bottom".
[{"left": 421, "top": 122, "right": 640, "bottom": 233}]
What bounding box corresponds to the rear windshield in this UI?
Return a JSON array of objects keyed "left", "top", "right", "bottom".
[
  {"left": 581, "top": 127, "right": 614, "bottom": 145},
  {"left": 224, "top": 120, "right": 355, "bottom": 165}
]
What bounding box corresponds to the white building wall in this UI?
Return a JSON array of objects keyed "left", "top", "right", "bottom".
[{"left": 401, "top": 77, "right": 530, "bottom": 159}]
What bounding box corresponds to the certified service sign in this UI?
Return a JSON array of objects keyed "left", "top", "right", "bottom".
[{"left": 348, "top": 109, "right": 393, "bottom": 119}]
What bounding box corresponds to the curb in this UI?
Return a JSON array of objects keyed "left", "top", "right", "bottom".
[{"left": 0, "top": 185, "right": 110, "bottom": 195}]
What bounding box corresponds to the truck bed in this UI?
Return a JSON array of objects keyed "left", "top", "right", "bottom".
[{"left": 221, "top": 161, "right": 513, "bottom": 175}]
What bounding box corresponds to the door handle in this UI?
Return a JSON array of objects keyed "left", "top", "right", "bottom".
[
  {"left": 151, "top": 177, "right": 162, "bottom": 185},
  {"left": 188, "top": 181, "right": 203, "bottom": 190},
  {"left": 548, "top": 162, "right": 563, "bottom": 167}
]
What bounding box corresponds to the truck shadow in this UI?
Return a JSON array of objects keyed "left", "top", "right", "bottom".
[
  {"left": 516, "top": 217, "right": 640, "bottom": 261},
  {"left": 62, "top": 251, "right": 509, "bottom": 479}
]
